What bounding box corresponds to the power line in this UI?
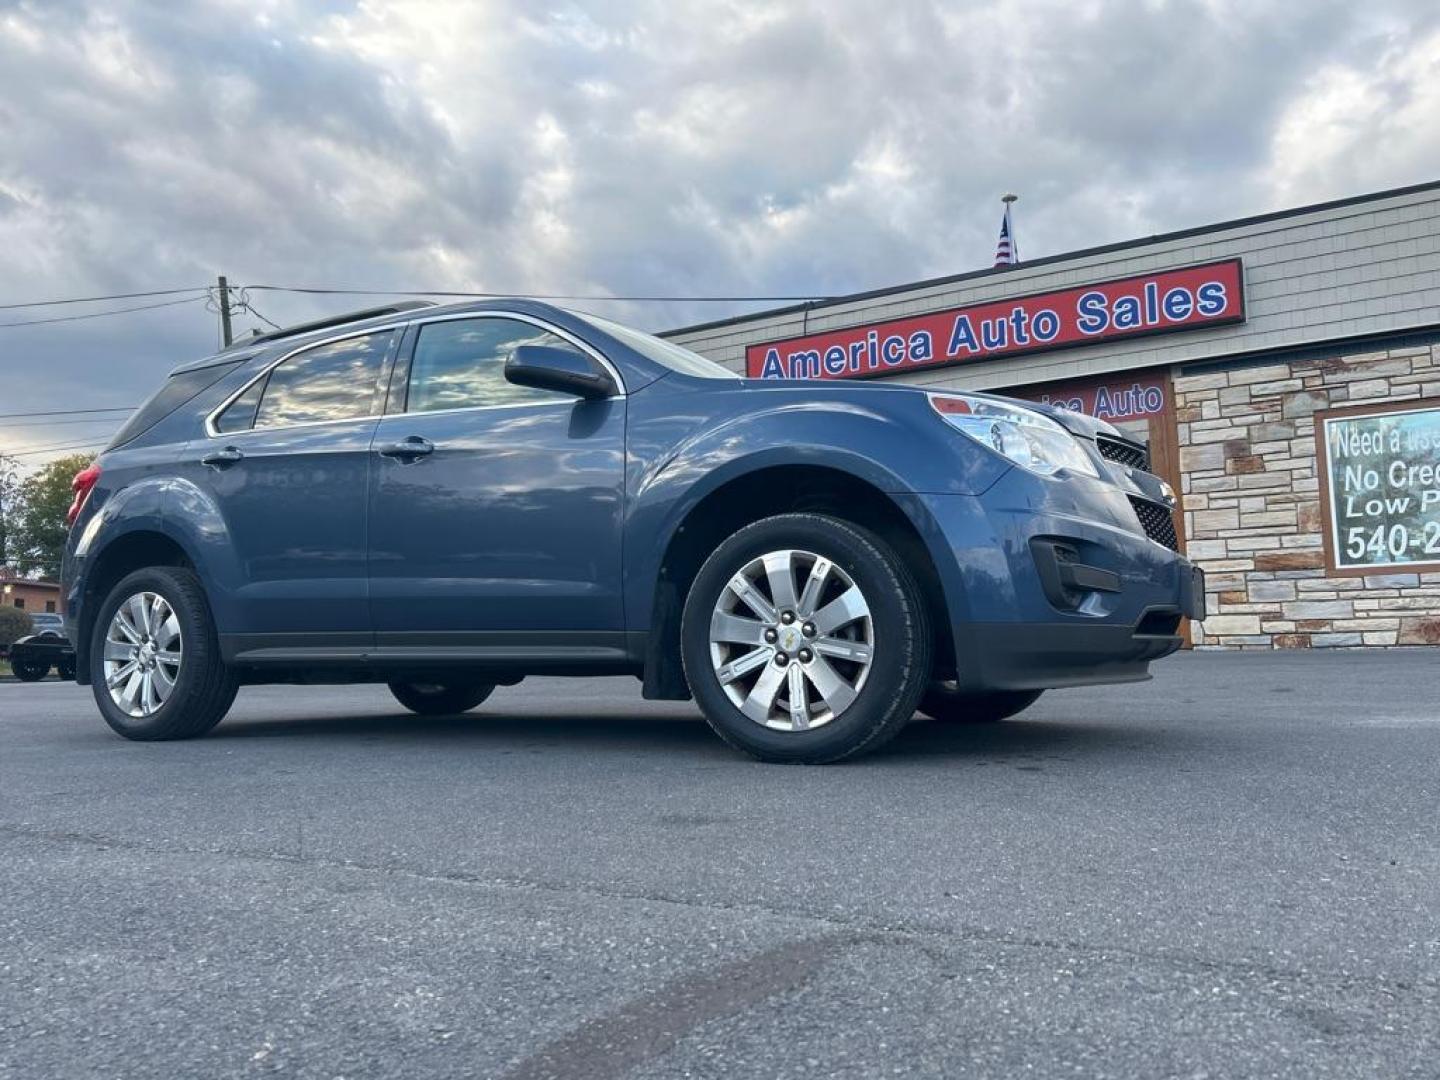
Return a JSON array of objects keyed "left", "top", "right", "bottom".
[
  {"left": 0, "top": 286, "right": 210, "bottom": 311},
  {"left": 233, "top": 291, "right": 282, "bottom": 330},
  {"left": 2, "top": 438, "right": 110, "bottom": 459},
  {"left": 0, "top": 406, "right": 135, "bottom": 420},
  {"left": 239, "top": 284, "right": 831, "bottom": 303},
  {"left": 0, "top": 295, "right": 207, "bottom": 330},
  {"left": 0, "top": 416, "right": 126, "bottom": 429}
]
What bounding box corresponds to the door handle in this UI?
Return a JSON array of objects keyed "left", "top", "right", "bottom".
[
  {"left": 201, "top": 446, "right": 244, "bottom": 468},
  {"left": 379, "top": 436, "right": 434, "bottom": 460}
]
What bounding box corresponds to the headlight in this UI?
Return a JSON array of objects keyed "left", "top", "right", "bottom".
[{"left": 929, "top": 394, "right": 1099, "bottom": 478}]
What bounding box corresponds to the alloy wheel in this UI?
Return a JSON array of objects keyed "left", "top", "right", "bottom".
[
  {"left": 103, "top": 591, "right": 184, "bottom": 718},
  {"left": 708, "top": 548, "right": 874, "bottom": 731}
]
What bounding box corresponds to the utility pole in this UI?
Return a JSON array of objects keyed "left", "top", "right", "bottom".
[{"left": 216, "top": 275, "right": 233, "bottom": 347}]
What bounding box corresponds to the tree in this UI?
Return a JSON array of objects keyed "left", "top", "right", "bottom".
[
  {"left": 9, "top": 453, "right": 96, "bottom": 581},
  {"left": 0, "top": 455, "right": 17, "bottom": 565},
  {"left": 0, "top": 606, "right": 33, "bottom": 648}
]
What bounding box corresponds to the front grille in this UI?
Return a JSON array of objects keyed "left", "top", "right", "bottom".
[
  {"left": 1129, "top": 495, "right": 1180, "bottom": 552},
  {"left": 1097, "top": 434, "right": 1149, "bottom": 472}
]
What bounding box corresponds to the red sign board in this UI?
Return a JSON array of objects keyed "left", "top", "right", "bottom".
[
  {"left": 745, "top": 259, "right": 1244, "bottom": 380},
  {"left": 1011, "top": 374, "right": 1169, "bottom": 424}
]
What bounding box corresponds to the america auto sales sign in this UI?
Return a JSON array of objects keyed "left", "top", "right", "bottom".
[{"left": 746, "top": 259, "right": 1245, "bottom": 380}]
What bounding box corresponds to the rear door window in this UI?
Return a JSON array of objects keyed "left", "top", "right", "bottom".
[
  {"left": 213, "top": 379, "right": 264, "bottom": 434},
  {"left": 219, "top": 331, "right": 393, "bottom": 432}
]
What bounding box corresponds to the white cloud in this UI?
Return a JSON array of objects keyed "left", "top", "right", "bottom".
[{"left": 0, "top": 0, "right": 1438, "bottom": 466}]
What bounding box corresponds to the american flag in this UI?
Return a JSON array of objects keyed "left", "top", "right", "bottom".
[{"left": 994, "top": 202, "right": 1017, "bottom": 267}]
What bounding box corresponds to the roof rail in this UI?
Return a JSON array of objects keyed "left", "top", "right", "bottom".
[{"left": 228, "top": 300, "right": 437, "bottom": 349}]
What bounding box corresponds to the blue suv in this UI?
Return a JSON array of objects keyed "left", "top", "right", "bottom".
[{"left": 62, "top": 300, "right": 1204, "bottom": 762}]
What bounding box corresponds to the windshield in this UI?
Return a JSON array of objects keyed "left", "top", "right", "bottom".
[{"left": 580, "top": 313, "right": 739, "bottom": 380}]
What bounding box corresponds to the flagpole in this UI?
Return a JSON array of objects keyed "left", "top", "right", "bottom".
[{"left": 1002, "top": 193, "right": 1018, "bottom": 263}]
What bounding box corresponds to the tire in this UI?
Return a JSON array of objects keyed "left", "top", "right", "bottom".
[
  {"left": 88, "top": 566, "right": 238, "bottom": 741},
  {"left": 918, "top": 684, "right": 1043, "bottom": 723},
  {"left": 388, "top": 681, "right": 495, "bottom": 716},
  {"left": 57, "top": 661, "right": 76, "bottom": 682},
  {"left": 681, "top": 513, "right": 931, "bottom": 764},
  {"left": 11, "top": 659, "right": 49, "bottom": 682}
]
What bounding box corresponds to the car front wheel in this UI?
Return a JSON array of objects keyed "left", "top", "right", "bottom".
[
  {"left": 681, "top": 513, "right": 931, "bottom": 764},
  {"left": 388, "top": 681, "right": 495, "bottom": 716},
  {"left": 89, "top": 566, "right": 238, "bottom": 740}
]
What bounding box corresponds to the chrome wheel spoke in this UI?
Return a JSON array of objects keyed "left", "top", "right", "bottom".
[
  {"left": 710, "top": 611, "right": 769, "bottom": 647},
  {"left": 120, "top": 668, "right": 144, "bottom": 709},
  {"left": 740, "top": 662, "right": 787, "bottom": 723},
  {"left": 811, "top": 586, "right": 868, "bottom": 636},
  {"left": 158, "top": 613, "right": 181, "bottom": 649},
  {"left": 813, "top": 636, "right": 873, "bottom": 664},
  {"left": 106, "top": 660, "right": 138, "bottom": 689},
  {"left": 103, "top": 639, "right": 134, "bottom": 662},
  {"left": 128, "top": 595, "right": 151, "bottom": 639},
  {"left": 149, "top": 595, "right": 169, "bottom": 639},
  {"left": 113, "top": 609, "right": 142, "bottom": 645},
  {"left": 796, "top": 557, "right": 832, "bottom": 619},
  {"left": 727, "top": 574, "right": 777, "bottom": 624},
  {"left": 762, "top": 552, "right": 799, "bottom": 612},
  {"left": 715, "top": 646, "right": 774, "bottom": 684},
  {"left": 805, "top": 655, "right": 858, "bottom": 715},
  {"left": 786, "top": 663, "right": 810, "bottom": 730},
  {"left": 151, "top": 662, "right": 176, "bottom": 700}
]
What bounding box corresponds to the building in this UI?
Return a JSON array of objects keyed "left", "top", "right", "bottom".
[
  {"left": 0, "top": 566, "right": 61, "bottom": 614},
  {"left": 665, "top": 181, "right": 1440, "bottom": 649}
]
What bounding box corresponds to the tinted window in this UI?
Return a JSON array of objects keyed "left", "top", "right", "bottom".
[
  {"left": 108, "top": 360, "right": 245, "bottom": 448},
  {"left": 213, "top": 379, "right": 264, "bottom": 434},
  {"left": 407, "top": 319, "right": 576, "bottom": 413},
  {"left": 253, "top": 332, "right": 391, "bottom": 429}
]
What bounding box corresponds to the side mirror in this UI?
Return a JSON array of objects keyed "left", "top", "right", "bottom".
[{"left": 505, "top": 345, "right": 617, "bottom": 400}]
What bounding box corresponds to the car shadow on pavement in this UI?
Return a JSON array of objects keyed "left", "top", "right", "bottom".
[
  {"left": 875, "top": 716, "right": 1174, "bottom": 763},
  {"left": 209, "top": 709, "right": 722, "bottom": 748},
  {"left": 207, "top": 708, "right": 1178, "bottom": 763}
]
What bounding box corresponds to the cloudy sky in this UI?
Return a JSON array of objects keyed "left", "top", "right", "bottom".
[{"left": 2, "top": 0, "right": 1440, "bottom": 466}]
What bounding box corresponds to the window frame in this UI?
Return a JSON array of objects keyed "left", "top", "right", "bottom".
[
  {"left": 384, "top": 311, "right": 626, "bottom": 418},
  {"left": 205, "top": 327, "right": 403, "bottom": 438}
]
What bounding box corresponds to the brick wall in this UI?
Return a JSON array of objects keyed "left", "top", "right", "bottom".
[{"left": 1175, "top": 342, "right": 1440, "bottom": 648}]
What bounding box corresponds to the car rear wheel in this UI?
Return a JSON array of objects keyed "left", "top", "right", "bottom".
[
  {"left": 918, "top": 683, "right": 1043, "bottom": 723},
  {"left": 89, "top": 566, "right": 238, "bottom": 740},
  {"left": 11, "top": 658, "right": 49, "bottom": 682},
  {"left": 388, "top": 681, "right": 495, "bottom": 716},
  {"left": 681, "top": 513, "right": 931, "bottom": 764}
]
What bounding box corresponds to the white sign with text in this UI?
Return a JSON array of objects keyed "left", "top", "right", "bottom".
[{"left": 1321, "top": 403, "right": 1440, "bottom": 570}]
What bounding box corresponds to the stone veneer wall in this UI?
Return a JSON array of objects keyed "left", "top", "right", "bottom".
[{"left": 1173, "top": 341, "right": 1440, "bottom": 648}]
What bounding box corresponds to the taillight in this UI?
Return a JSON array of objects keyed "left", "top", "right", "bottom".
[{"left": 67, "top": 462, "right": 101, "bottom": 528}]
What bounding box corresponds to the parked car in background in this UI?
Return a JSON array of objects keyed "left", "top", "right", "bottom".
[
  {"left": 8, "top": 616, "right": 75, "bottom": 681},
  {"left": 61, "top": 299, "right": 1203, "bottom": 762},
  {"left": 27, "top": 612, "right": 65, "bottom": 637}
]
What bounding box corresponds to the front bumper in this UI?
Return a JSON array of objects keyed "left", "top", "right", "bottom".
[{"left": 900, "top": 470, "right": 1204, "bottom": 692}]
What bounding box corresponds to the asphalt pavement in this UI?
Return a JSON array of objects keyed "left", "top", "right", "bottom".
[{"left": 1, "top": 651, "right": 1437, "bottom": 1079}]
